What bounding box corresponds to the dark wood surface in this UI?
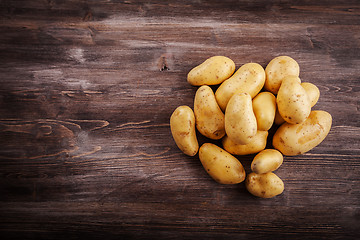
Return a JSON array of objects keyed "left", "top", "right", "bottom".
[{"left": 0, "top": 0, "right": 359, "bottom": 239}]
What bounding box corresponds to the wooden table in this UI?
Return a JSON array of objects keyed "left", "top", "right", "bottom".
[{"left": 1, "top": 1, "right": 359, "bottom": 239}]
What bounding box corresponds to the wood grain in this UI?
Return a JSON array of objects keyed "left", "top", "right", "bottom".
[{"left": 0, "top": 0, "right": 359, "bottom": 239}]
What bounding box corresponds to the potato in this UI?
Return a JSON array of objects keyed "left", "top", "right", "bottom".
[
  {"left": 194, "top": 85, "right": 225, "bottom": 139},
  {"left": 251, "top": 149, "right": 283, "bottom": 174},
  {"left": 187, "top": 56, "right": 235, "bottom": 86},
  {"left": 264, "top": 56, "right": 300, "bottom": 94},
  {"left": 199, "top": 143, "right": 246, "bottom": 184},
  {"left": 222, "top": 130, "right": 268, "bottom": 155},
  {"left": 274, "top": 107, "right": 285, "bottom": 125},
  {"left": 273, "top": 110, "right": 332, "bottom": 156},
  {"left": 245, "top": 172, "right": 284, "bottom": 198},
  {"left": 301, "top": 82, "right": 320, "bottom": 107},
  {"left": 277, "top": 76, "right": 311, "bottom": 124},
  {"left": 170, "top": 106, "right": 199, "bottom": 156},
  {"left": 215, "top": 63, "right": 266, "bottom": 111},
  {"left": 252, "top": 92, "right": 276, "bottom": 131},
  {"left": 225, "top": 93, "right": 257, "bottom": 145}
]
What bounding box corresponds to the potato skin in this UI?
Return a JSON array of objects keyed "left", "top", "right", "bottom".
[
  {"left": 251, "top": 149, "right": 283, "bottom": 174},
  {"left": 245, "top": 172, "right": 284, "bottom": 198},
  {"left": 170, "top": 106, "right": 199, "bottom": 156},
  {"left": 274, "top": 107, "right": 285, "bottom": 125},
  {"left": 277, "top": 76, "right": 311, "bottom": 124},
  {"left": 273, "top": 110, "right": 332, "bottom": 156},
  {"left": 215, "top": 63, "right": 266, "bottom": 111},
  {"left": 301, "top": 82, "right": 320, "bottom": 107},
  {"left": 194, "top": 86, "right": 225, "bottom": 140},
  {"left": 187, "top": 56, "right": 235, "bottom": 86},
  {"left": 222, "top": 131, "right": 268, "bottom": 155},
  {"left": 199, "top": 143, "right": 246, "bottom": 184},
  {"left": 265, "top": 55, "right": 300, "bottom": 94},
  {"left": 225, "top": 93, "right": 257, "bottom": 145},
  {"left": 252, "top": 92, "right": 276, "bottom": 131}
]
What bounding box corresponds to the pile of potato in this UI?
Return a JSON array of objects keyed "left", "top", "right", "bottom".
[{"left": 170, "top": 56, "right": 332, "bottom": 198}]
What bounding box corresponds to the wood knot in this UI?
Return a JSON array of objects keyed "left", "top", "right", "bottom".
[
  {"left": 157, "top": 54, "right": 170, "bottom": 71},
  {"left": 83, "top": 11, "right": 93, "bottom": 21}
]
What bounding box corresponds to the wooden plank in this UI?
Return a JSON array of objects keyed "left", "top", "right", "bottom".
[{"left": 0, "top": 0, "right": 359, "bottom": 239}]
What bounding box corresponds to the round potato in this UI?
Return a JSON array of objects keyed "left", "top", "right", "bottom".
[
  {"left": 273, "top": 110, "right": 332, "bottom": 156},
  {"left": 215, "top": 62, "right": 266, "bottom": 111},
  {"left": 301, "top": 82, "right": 320, "bottom": 107},
  {"left": 222, "top": 131, "right": 268, "bottom": 155},
  {"left": 245, "top": 172, "right": 284, "bottom": 198},
  {"left": 187, "top": 56, "right": 235, "bottom": 86},
  {"left": 225, "top": 93, "right": 257, "bottom": 145},
  {"left": 252, "top": 92, "right": 276, "bottom": 131},
  {"left": 277, "top": 76, "right": 311, "bottom": 124},
  {"left": 251, "top": 149, "right": 283, "bottom": 174},
  {"left": 199, "top": 143, "right": 246, "bottom": 184},
  {"left": 194, "top": 85, "right": 225, "bottom": 140},
  {"left": 264, "top": 56, "right": 300, "bottom": 94},
  {"left": 170, "top": 106, "right": 199, "bottom": 156}
]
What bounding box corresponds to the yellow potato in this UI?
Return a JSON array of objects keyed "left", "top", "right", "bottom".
[
  {"left": 225, "top": 93, "right": 257, "bottom": 145},
  {"left": 194, "top": 85, "right": 225, "bottom": 140},
  {"left": 215, "top": 63, "right": 266, "bottom": 111},
  {"left": 264, "top": 56, "right": 300, "bottom": 94},
  {"left": 187, "top": 56, "right": 235, "bottom": 86},
  {"left": 222, "top": 131, "right": 268, "bottom": 155},
  {"left": 245, "top": 172, "right": 284, "bottom": 198},
  {"left": 277, "top": 76, "right": 311, "bottom": 124},
  {"left": 273, "top": 110, "right": 332, "bottom": 156},
  {"left": 301, "top": 82, "right": 320, "bottom": 107},
  {"left": 274, "top": 107, "right": 285, "bottom": 125},
  {"left": 251, "top": 149, "right": 283, "bottom": 174},
  {"left": 199, "top": 143, "right": 246, "bottom": 184},
  {"left": 170, "top": 106, "right": 199, "bottom": 156},
  {"left": 252, "top": 92, "right": 276, "bottom": 131}
]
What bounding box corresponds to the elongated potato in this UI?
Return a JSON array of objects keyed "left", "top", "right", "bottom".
[
  {"left": 277, "top": 76, "right": 311, "bottom": 124},
  {"left": 252, "top": 92, "right": 276, "bottom": 131},
  {"left": 251, "top": 149, "right": 283, "bottom": 174},
  {"left": 170, "top": 106, "right": 199, "bottom": 156},
  {"left": 194, "top": 85, "right": 225, "bottom": 139},
  {"left": 301, "top": 82, "right": 320, "bottom": 107},
  {"left": 273, "top": 110, "right": 332, "bottom": 156},
  {"left": 215, "top": 63, "right": 266, "bottom": 111},
  {"left": 222, "top": 131, "right": 268, "bottom": 155},
  {"left": 245, "top": 172, "right": 284, "bottom": 198},
  {"left": 225, "top": 93, "right": 257, "bottom": 145},
  {"left": 199, "top": 143, "right": 246, "bottom": 184},
  {"left": 265, "top": 56, "right": 300, "bottom": 94},
  {"left": 187, "top": 56, "right": 235, "bottom": 86}
]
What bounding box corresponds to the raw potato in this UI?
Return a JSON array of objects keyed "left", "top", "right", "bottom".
[
  {"left": 274, "top": 107, "right": 285, "bottom": 125},
  {"left": 273, "top": 110, "right": 332, "bottom": 156},
  {"left": 252, "top": 92, "right": 276, "bottom": 131},
  {"left": 222, "top": 131, "right": 268, "bottom": 155},
  {"left": 187, "top": 56, "right": 235, "bottom": 86},
  {"left": 277, "top": 76, "right": 311, "bottom": 124},
  {"left": 170, "top": 106, "right": 199, "bottom": 156},
  {"left": 215, "top": 63, "right": 266, "bottom": 111},
  {"left": 251, "top": 149, "right": 283, "bottom": 174},
  {"left": 265, "top": 56, "right": 300, "bottom": 94},
  {"left": 301, "top": 82, "right": 320, "bottom": 107},
  {"left": 170, "top": 55, "right": 332, "bottom": 200},
  {"left": 225, "top": 93, "right": 257, "bottom": 145},
  {"left": 194, "top": 85, "right": 225, "bottom": 140},
  {"left": 199, "top": 143, "right": 246, "bottom": 184},
  {"left": 245, "top": 172, "right": 284, "bottom": 198}
]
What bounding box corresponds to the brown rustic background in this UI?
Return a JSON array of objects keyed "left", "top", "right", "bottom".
[{"left": 0, "top": 0, "right": 359, "bottom": 239}]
